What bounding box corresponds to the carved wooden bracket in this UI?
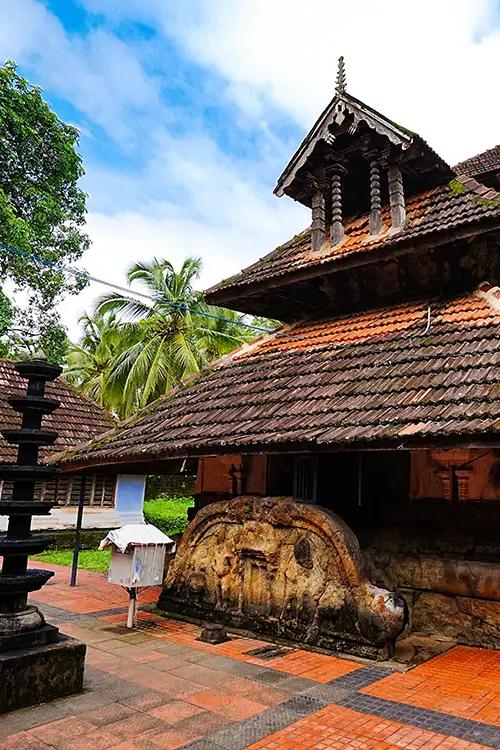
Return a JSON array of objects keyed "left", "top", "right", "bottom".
[
  {"left": 311, "top": 188, "right": 326, "bottom": 251},
  {"left": 431, "top": 449, "right": 474, "bottom": 501},
  {"left": 388, "top": 164, "right": 406, "bottom": 229}
]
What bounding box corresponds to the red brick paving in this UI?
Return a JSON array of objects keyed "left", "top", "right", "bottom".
[
  {"left": 363, "top": 646, "right": 500, "bottom": 726},
  {"left": 29, "top": 562, "right": 160, "bottom": 613},
  {"left": 102, "top": 608, "right": 362, "bottom": 683},
  {"left": 0, "top": 563, "right": 497, "bottom": 749},
  {"left": 247, "top": 704, "right": 496, "bottom": 750}
]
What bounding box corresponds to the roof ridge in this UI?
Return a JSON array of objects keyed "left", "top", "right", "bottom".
[
  {"left": 476, "top": 282, "right": 500, "bottom": 312},
  {"left": 453, "top": 174, "right": 500, "bottom": 203}
]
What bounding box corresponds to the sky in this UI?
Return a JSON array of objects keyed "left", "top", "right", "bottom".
[{"left": 0, "top": 0, "right": 499, "bottom": 339}]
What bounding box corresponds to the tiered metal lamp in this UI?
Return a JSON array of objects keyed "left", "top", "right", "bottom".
[{"left": 0, "top": 356, "right": 85, "bottom": 713}]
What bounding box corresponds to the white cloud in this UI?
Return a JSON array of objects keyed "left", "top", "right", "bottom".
[
  {"left": 84, "top": 0, "right": 500, "bottom": 164},
  {"left": 60, "top": 130, "right": 307, "bottom": 338},
  {"left": 0, "top": 0, "right": 162, "bottom": 144},
  {"left": 2, "top": 0, "right": 499, "bottom": 340}
]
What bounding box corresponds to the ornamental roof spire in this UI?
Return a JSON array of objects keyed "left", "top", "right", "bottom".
[{"left": 335, "top": 56, "right": 346, "bottom": 95}]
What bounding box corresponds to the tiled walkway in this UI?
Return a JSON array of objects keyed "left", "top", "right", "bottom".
[{"left": 1, "top": 562, "right": 499, "bottom": 749}]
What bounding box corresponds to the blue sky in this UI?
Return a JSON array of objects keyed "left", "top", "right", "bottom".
[{"left": 0, "top": 0, "right": 499, "bottom": 336}]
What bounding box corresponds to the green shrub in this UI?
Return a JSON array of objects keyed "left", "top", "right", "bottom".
[{"left": 143, "top": 496, "right": 194, "bottom": 537}]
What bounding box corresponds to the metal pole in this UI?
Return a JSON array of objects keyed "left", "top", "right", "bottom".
[
  {"left": 70, "top": 474, "right": 86, "bottom": 587},
  {"left": 127, "top": 588, "right": 138, "bottom": 628}
]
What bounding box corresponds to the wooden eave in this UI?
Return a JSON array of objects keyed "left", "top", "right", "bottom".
[
  {"left": 56, "top": 433, "right": 500, "bottom": 474},
  {"left": 207, "top": 215, "right": 500, "bottom": 311}
]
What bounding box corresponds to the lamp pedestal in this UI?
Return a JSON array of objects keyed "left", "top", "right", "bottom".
[{"left": 0, "top": 358, "right": 86, "bottom": 713}]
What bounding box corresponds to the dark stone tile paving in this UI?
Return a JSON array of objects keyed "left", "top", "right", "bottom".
[
  {"left": 327, "top": 664, "right": 394, "bottom": 689},
  {"left": 204, "top": 704, "right": 309, "bottom": 750},
  {"left": 189, "top": 664, "right": 500, "bottom": 750}
]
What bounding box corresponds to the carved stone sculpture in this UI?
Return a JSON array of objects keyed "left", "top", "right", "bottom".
[{"left": 159, "top": 496, "right": 406, "bottom": 659}]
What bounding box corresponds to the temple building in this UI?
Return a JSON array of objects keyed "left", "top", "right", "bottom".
[
  {"left": 56, "top": 62, "right": 500, "bottom": 651},
  {"left": 0, "top": 358, "right": 145, "bottom": 528}
]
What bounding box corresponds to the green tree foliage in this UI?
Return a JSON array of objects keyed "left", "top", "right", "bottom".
[
  {"left": 67, "top": 257, "right": 276, "bottom": 418},
  {"left": 65, "top": 311, "right": 131, "bottom": 415},
  {"left": 0, "top": 289, "right": 13, "bottom": 357},
  {"left": 0, "top": 61, "right": 89, "bottom": 362}
]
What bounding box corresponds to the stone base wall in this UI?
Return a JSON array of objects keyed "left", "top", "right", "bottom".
[
  {"left": 409, "top": 591, "right": 500, "bottom": 648},
  {"left": 363, "top": 527, "right": 500, "bottom": 647}
]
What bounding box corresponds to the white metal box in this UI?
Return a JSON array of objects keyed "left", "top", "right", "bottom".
[
  {"left": 100, "top": 524, "right": 176, "bottom": 588},
  {"left": 108, "top": 545, "right": 166, "bottom": 587}
]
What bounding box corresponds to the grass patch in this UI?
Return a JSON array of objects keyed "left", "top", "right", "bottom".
[
  {"left": 30, "top": 496, "right": 194, "bottom": 572},
  {"left": 143, "top": 496, "right": 194, "bottom": 537},
  {"left": 31, "top": 549, "right": 111, "bottom": 573}
]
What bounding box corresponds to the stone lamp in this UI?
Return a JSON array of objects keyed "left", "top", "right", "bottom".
[{"left": 0, "top": 357, "right": 86, "bottom": 713}]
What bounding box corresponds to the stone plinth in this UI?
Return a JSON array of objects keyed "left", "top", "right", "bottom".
[
  {"left": 0, "top": 636, "right": 86, "bottom": 713},
  {"left": 160, "top": 496, "right": 406, "bottom": 659}
]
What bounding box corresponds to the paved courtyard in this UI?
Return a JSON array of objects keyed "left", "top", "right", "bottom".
[{"left": 1, "top": 563, "right": 499, "bottom": 749}]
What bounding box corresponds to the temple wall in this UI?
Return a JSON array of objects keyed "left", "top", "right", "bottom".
[
  {"left": 410, "top": 449, "right": 500, "bottom": 501},
  {"left": 361, "top": 449, "right": 500, "bottom": 647},
  {"left": 193, "top": 450, "right": 500, "bottom": 647}
]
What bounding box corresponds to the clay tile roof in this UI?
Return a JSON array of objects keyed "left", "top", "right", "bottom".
[
  {"left": 207, "top": 177, "right": 500, "bottom": 305},
  {"left": 0, "top": 359, "right": 114, "bottom": 464},
  {"left": 56, "top": 286, "right": 500, "bottom": 470},
  {"left": 454, "top": 145, "right": 500, "bottom": 178}
]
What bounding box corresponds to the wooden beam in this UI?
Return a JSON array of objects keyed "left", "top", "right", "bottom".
[{"left": 388, "top": 164, "right": 406, "bottom": 228}]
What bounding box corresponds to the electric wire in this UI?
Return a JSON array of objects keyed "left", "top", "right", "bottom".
[
  {"left": 0, "top": 243, "right": 276, "bottom": 335},
  {"left": 1, "top": 242, "right": 439, "bottom": 345}
]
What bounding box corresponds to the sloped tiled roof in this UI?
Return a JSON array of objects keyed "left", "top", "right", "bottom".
[
  {"left": 455, "top": 145, "right": 500, "bottom": 178},
  {"left": 56, "top": 285, "right": 500, "bottom": 469},
  {"left": 0, "top": 359, "right": 114, "bottom": 464},
  {"left": 207, "top": 177, "right": 500, "bottom": 304}
]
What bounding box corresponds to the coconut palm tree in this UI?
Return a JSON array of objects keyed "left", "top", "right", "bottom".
[
  {"left": 65, "top": 311, "right": 134, "bottom": 416},
  {"left": 93, "top": 257, "right": 260, "bottom": 417}
]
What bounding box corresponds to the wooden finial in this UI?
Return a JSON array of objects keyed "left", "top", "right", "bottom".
[{"left": 335, "top": 56, "right": 346, "bottom": 95}]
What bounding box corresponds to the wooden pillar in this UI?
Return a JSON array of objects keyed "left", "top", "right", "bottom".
[
  {"left": 388, "top": 164, "right": 406, "bottom": 229},
  {"left": 89, "top": 474, "right": 96, "bottom": 505},
  {"left": 311, "top": 189, "right": 326, "bottom": 251},
  {"left": 330, "top": 167, "right": 345, "bottom": 246},
  {"left": 66, "top": 476, "right": 73, "bottom": 506},
  {"left": 369, "top": 160, "right": 384, "bottom": 235}
]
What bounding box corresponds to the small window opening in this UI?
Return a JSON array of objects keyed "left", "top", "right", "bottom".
[{"left": 293, "top": 456, "right": 318, "bottom": 503}]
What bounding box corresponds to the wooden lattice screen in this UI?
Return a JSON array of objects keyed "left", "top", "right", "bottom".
[{"left": 0, "top": 473, "right": 117, "bottom": 507}]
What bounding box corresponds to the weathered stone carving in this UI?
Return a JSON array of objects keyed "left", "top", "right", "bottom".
[{"left": 159, "top": 496, "right": 406, "bottom": 659}]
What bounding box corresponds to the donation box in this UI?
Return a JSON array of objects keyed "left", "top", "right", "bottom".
[{"left": 100, "top": 524, "right": 176, "bottom": 587}]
